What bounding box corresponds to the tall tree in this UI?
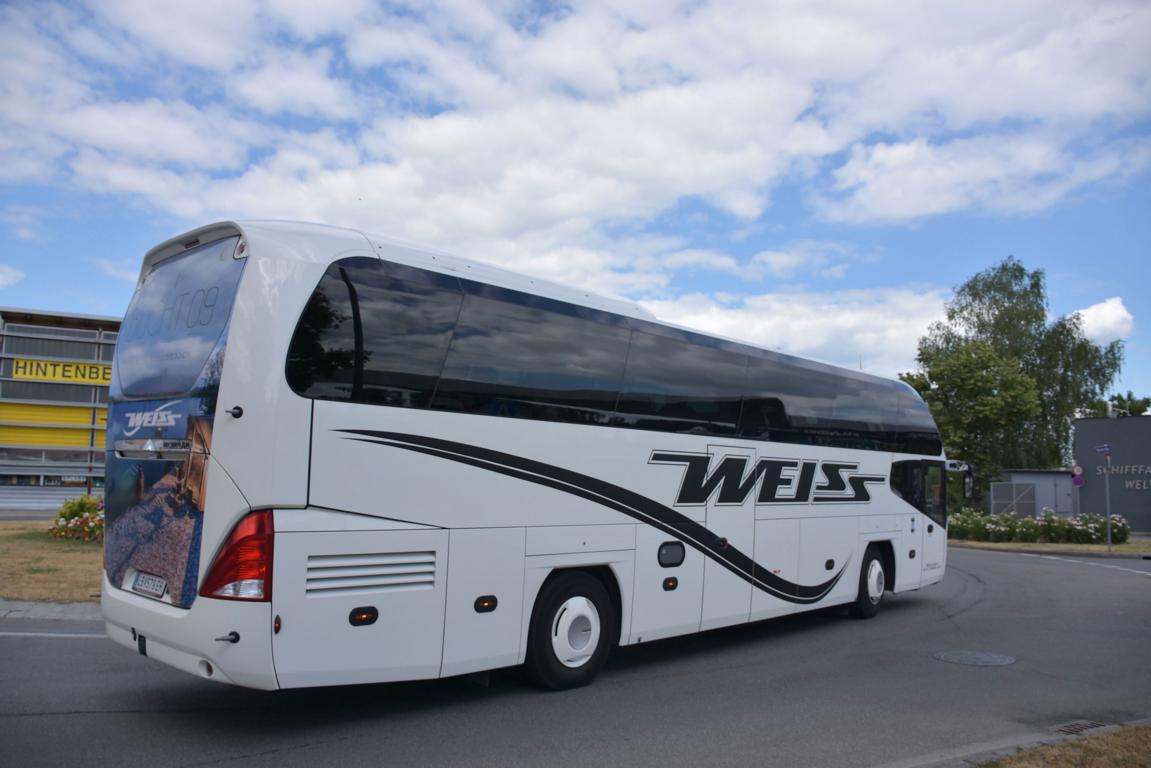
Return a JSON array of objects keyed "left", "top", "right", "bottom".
[
  {"left": 905, "top": 257, "right": 1123, "bottom": 482},
  {"left": 901, "top": 340, "right": 1039, "bottom": 489},
  {"left": 1111, "top": 390, "right": 1151, "bottom": 416},
  {"left": 1088, "top": 390, "right": 1151, "bottom": 417}
]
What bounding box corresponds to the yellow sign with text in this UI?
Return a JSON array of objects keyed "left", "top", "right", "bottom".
[{"left": 12, "top": 358, "right": 112, "bottom": 385}]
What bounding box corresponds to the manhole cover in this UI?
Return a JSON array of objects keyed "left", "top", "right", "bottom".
[{"left": 932, "top": 650, "right": 1015, "bottom": 666}]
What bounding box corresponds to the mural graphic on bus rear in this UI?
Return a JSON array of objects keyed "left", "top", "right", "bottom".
[{"left": 103, "top": 398, "right": 213, "bottom": 609}]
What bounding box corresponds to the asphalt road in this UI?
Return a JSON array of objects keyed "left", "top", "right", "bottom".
[{"left": 2, "top": 548, "right": 1149, "bottom": 768}]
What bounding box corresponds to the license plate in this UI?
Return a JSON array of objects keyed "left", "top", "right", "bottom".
[{"left": 132, "top": 571, "right": 167, "bottom": 598}]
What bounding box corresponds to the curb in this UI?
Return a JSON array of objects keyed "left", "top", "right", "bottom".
[
  {"left": 0, "top": 598, "right": 102, "bottom": 621},
  {"left": 949, "top": 542, "right": 1151, "bottom": 560},
  {"left": 876, "top": 716, "right": 1151, "bottom": 768}
]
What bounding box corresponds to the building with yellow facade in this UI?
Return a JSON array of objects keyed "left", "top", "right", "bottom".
[{"left": 0, "top": 307, "right": 120, "bottom": 509}]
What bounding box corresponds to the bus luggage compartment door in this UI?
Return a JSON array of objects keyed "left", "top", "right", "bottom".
[
  {"left": 700, "top": 445, "right": 755, "bottom": 631},
  {"left": 272, "top": 528, "right": 448, "bottom": 688}
]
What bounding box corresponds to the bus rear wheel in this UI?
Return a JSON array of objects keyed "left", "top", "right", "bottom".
[
  {"left": 525, "top": 571, "right": 615, "bottom": 690},
  {"left": 848, "top": 545, "right": 886, "bottom": 619}
]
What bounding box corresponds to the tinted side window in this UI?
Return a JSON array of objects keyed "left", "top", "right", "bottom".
[
  {"left": 891, "top": 460, "right": 946, "bottom": 526},
  {"left": 432, "top": 283, "right": 630, "bottom": 425},
  {"left": 741, "top": 355, "right": 942, "bottom": 454},
  {"left": 286, "top": 258, "right": 463, "bottom": 407},
  {"left": 614, "top": 332, "right": 746, "bottom": 436}
]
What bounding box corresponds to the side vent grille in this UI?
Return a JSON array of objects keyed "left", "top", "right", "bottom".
[{"left": 306, "top": 551, "right": 435, "bottom": 596}]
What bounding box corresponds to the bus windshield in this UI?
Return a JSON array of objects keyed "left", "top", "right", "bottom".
[{"left": 114, "top": 236, "right": 246, "bottom": 398}]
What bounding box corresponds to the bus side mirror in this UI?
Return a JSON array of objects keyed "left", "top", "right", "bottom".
[{"left": 946, "top": 460, "right": 975, "bottom": 501}]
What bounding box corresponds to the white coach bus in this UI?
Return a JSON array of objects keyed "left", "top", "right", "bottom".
[{"left": 102, "top": 221, "right": 949, "bottom": 691}]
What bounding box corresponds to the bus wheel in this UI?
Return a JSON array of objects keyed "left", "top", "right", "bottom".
[
  {"left": 848, "top": 545, "right": 885, "bottom": 619},
  {"left": 525, "top": 571, "right": 615, "bottom": 690}
]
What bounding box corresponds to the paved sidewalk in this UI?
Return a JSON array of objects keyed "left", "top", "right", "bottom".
[
  {"left": 0, "top": 598, "right": 101, "bottom": 621},
  {"left": 950, "top": 541, "right": 1151, "bottom": 559},
  {"left": 0, "top": 508, "right": 58, "bottom": 521}
]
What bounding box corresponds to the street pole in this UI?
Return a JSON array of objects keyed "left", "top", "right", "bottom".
[{"left": 1104, "top": 452, "right": 1112, "bottom": 552}]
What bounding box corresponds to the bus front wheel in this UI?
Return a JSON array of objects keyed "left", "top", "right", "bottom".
[
  {"left": 525, "top": 571, "right": 615, "bottom": 690},
  {"left": 848, "top": 545, "right": 886, "bottom": 619}
]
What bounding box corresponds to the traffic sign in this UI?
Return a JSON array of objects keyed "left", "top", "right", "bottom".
[{"left": 1094, "top": 444, "right": 1111, "bottom": 453}]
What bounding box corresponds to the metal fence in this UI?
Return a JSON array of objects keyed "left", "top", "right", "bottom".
[{"left": 990, "top": 482, "right": 1036, "bottom": 517}]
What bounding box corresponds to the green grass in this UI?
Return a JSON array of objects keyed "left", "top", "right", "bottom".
[
  {"left": 981, "top": 725, "right": 1151, "bottom": 767},
  {"left": 0, "top": 521, "right": 103, "bottom": 602}
]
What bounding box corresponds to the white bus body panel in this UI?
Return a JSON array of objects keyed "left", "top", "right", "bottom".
[
  {"left": 629, "top": 524, "right": 704, "bottom": 643},
  {"left": 209, "top": 222, "right": 376, "bottom": 521},
  {"left": 310, "top": 401, "right": 645, "bottom": 529},
  {"left": 798, "top": 515, "right": 859, "bottom": 606},
  {"left": 922, "top": 517, "right": 947, "bottom": 585},
  {"left": 441, "top": 527, "right": 527, "bottom": 677},
  {"left": 271, "top": 527, "right": 448, "bottom": 688},
  {"left": 751, "top": 518, "right": 801, "bottom": 621}
]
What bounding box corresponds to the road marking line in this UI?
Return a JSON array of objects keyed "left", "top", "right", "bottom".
[
  {"left": 1030, "top": 554, "right": 1151, "bottom": 578},
  {"left": 0, "top": 631, "right": 106, "bottom": 639}
]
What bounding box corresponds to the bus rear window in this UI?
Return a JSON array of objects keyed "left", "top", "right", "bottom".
[{"left": 115, "top": 236, "right": 246, "bottom": 398}]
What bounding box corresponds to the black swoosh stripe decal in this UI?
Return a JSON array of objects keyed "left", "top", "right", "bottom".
[{"left": 337, "top": 429, "right": 849, "bottom": 605}]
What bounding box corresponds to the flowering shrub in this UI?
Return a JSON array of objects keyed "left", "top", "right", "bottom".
[
  {"left": 949, "top": 508, "right": 1131, "bottom": 545},
  {"left": 1012, "top": 516, "right": 1041, "bottom": 543},
  {"left": 1109, "top": 515, "right": 1131, "bottom": 544},
  {"left": 48, "top": 495, "right": 105, "bottom": 542}
]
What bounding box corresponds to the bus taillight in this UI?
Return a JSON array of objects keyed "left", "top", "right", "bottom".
[{"left": 199, "top": 510, "right": 274, "bottom": 602}]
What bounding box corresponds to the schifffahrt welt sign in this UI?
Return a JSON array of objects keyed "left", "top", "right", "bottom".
[{"left": 1073, "top": 416, "right": 1151, "bottom": 533}]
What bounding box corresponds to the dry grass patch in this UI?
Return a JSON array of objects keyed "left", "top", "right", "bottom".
[
  {"left": 0, "top": 521, "right": 103, "bottom": 602},
  {"left": 952, "top": 540, "right": 1149, "bottom": 555},
  {"left": 983, "top": 726, "right": 1151, "bottom": 767}
]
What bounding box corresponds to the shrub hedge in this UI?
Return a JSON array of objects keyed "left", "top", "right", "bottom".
[{"left": 949, "top": 508, "right": 1130, "bottom": 545}]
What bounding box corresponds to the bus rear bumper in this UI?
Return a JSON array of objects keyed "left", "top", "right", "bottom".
[{"left": 101, "top": 572, "right": 279, "bottom": 690}]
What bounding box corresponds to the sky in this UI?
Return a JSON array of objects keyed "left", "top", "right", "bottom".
[{"left": 1, "top": 0, "right": 1149, "bottom": 395}]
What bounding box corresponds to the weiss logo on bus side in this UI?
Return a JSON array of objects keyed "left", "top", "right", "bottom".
[
  {"left": 650, "top": 451, "right": 885, "bottom": 505},
  {"left": 123, "top": 401, "right": 183, "bottom": 437}
]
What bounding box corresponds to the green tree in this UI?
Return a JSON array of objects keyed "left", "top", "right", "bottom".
[
  {"left": 1111, "top": 390, "right": 1150, "bottom": 416},
  {"left": 1088, "top": 390, "right": 1151, "bottom": 417},
  {"left": 901, "top": 340, "right": 1039, "bottom": 492},
  {"left": 905, "top": 257, "right": 1122, "bottom": 483}
]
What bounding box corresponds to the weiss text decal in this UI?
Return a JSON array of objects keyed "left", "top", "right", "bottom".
[
  {"left": 123, "top": 401, "right": 183, "bottom": 437},
  {"left": 650, "top": 451, "right": 885, "bottom": 505}
]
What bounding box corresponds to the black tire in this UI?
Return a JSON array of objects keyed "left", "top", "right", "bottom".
[
  {"left": 848, "top": 545, "right": 886, "bottom": 619},
  {"left": 524, "top": 571, "right": 616, "bottom": 690}
]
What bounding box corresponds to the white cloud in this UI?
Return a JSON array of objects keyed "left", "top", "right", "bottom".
[
  {"left": 89, "top": 0, "right": 262, "bottom": 72},
  {"left": 1075, "top": 297, "right": 1134, "bottom": 343},
  {"left": 0, "top": 0, "right": 1148, "bottom": 297},
  {"left": 0, "top": 265, "right": 26, "bottom": 288},
  {"left": 642, "top": 287, "right": 947, "bottom": 377},
  {"left": 751, "top": 250, "right": 808, "bottom": 278},
  {"left": 92, "top": 258, "right": 140, "bottom": 283},
  {"left": 229, "top": 49, "right": 360, "bottom": 120},
  {"left": 749, "top": 241, "right": 854, "bottom": 279},
  {"left": 1, "top": 205, "right": 46, "bottom": 240},
  {"left": 660, "top": 249, "right": 741, "bottom": 274},
  {"left": 815, "top": 135, "right": 1151, "bottom": 223},
  {"left": 54, "top": 100, "right": 265, "bottom": 170}
]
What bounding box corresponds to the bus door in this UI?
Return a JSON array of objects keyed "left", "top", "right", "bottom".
[
  {"left": 892, "top": 459, "right": 941, "bottom": 590},
  {"left": 921, "top": 461, "right": 947, "bottom": 581},
  {"left": 700, "top": 444, "right": 755, "bottom": 631}
]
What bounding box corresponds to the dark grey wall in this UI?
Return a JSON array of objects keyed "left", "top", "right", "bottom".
[{"left": 1073, "top": 417, "right": 1151, "bottom": 532}]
